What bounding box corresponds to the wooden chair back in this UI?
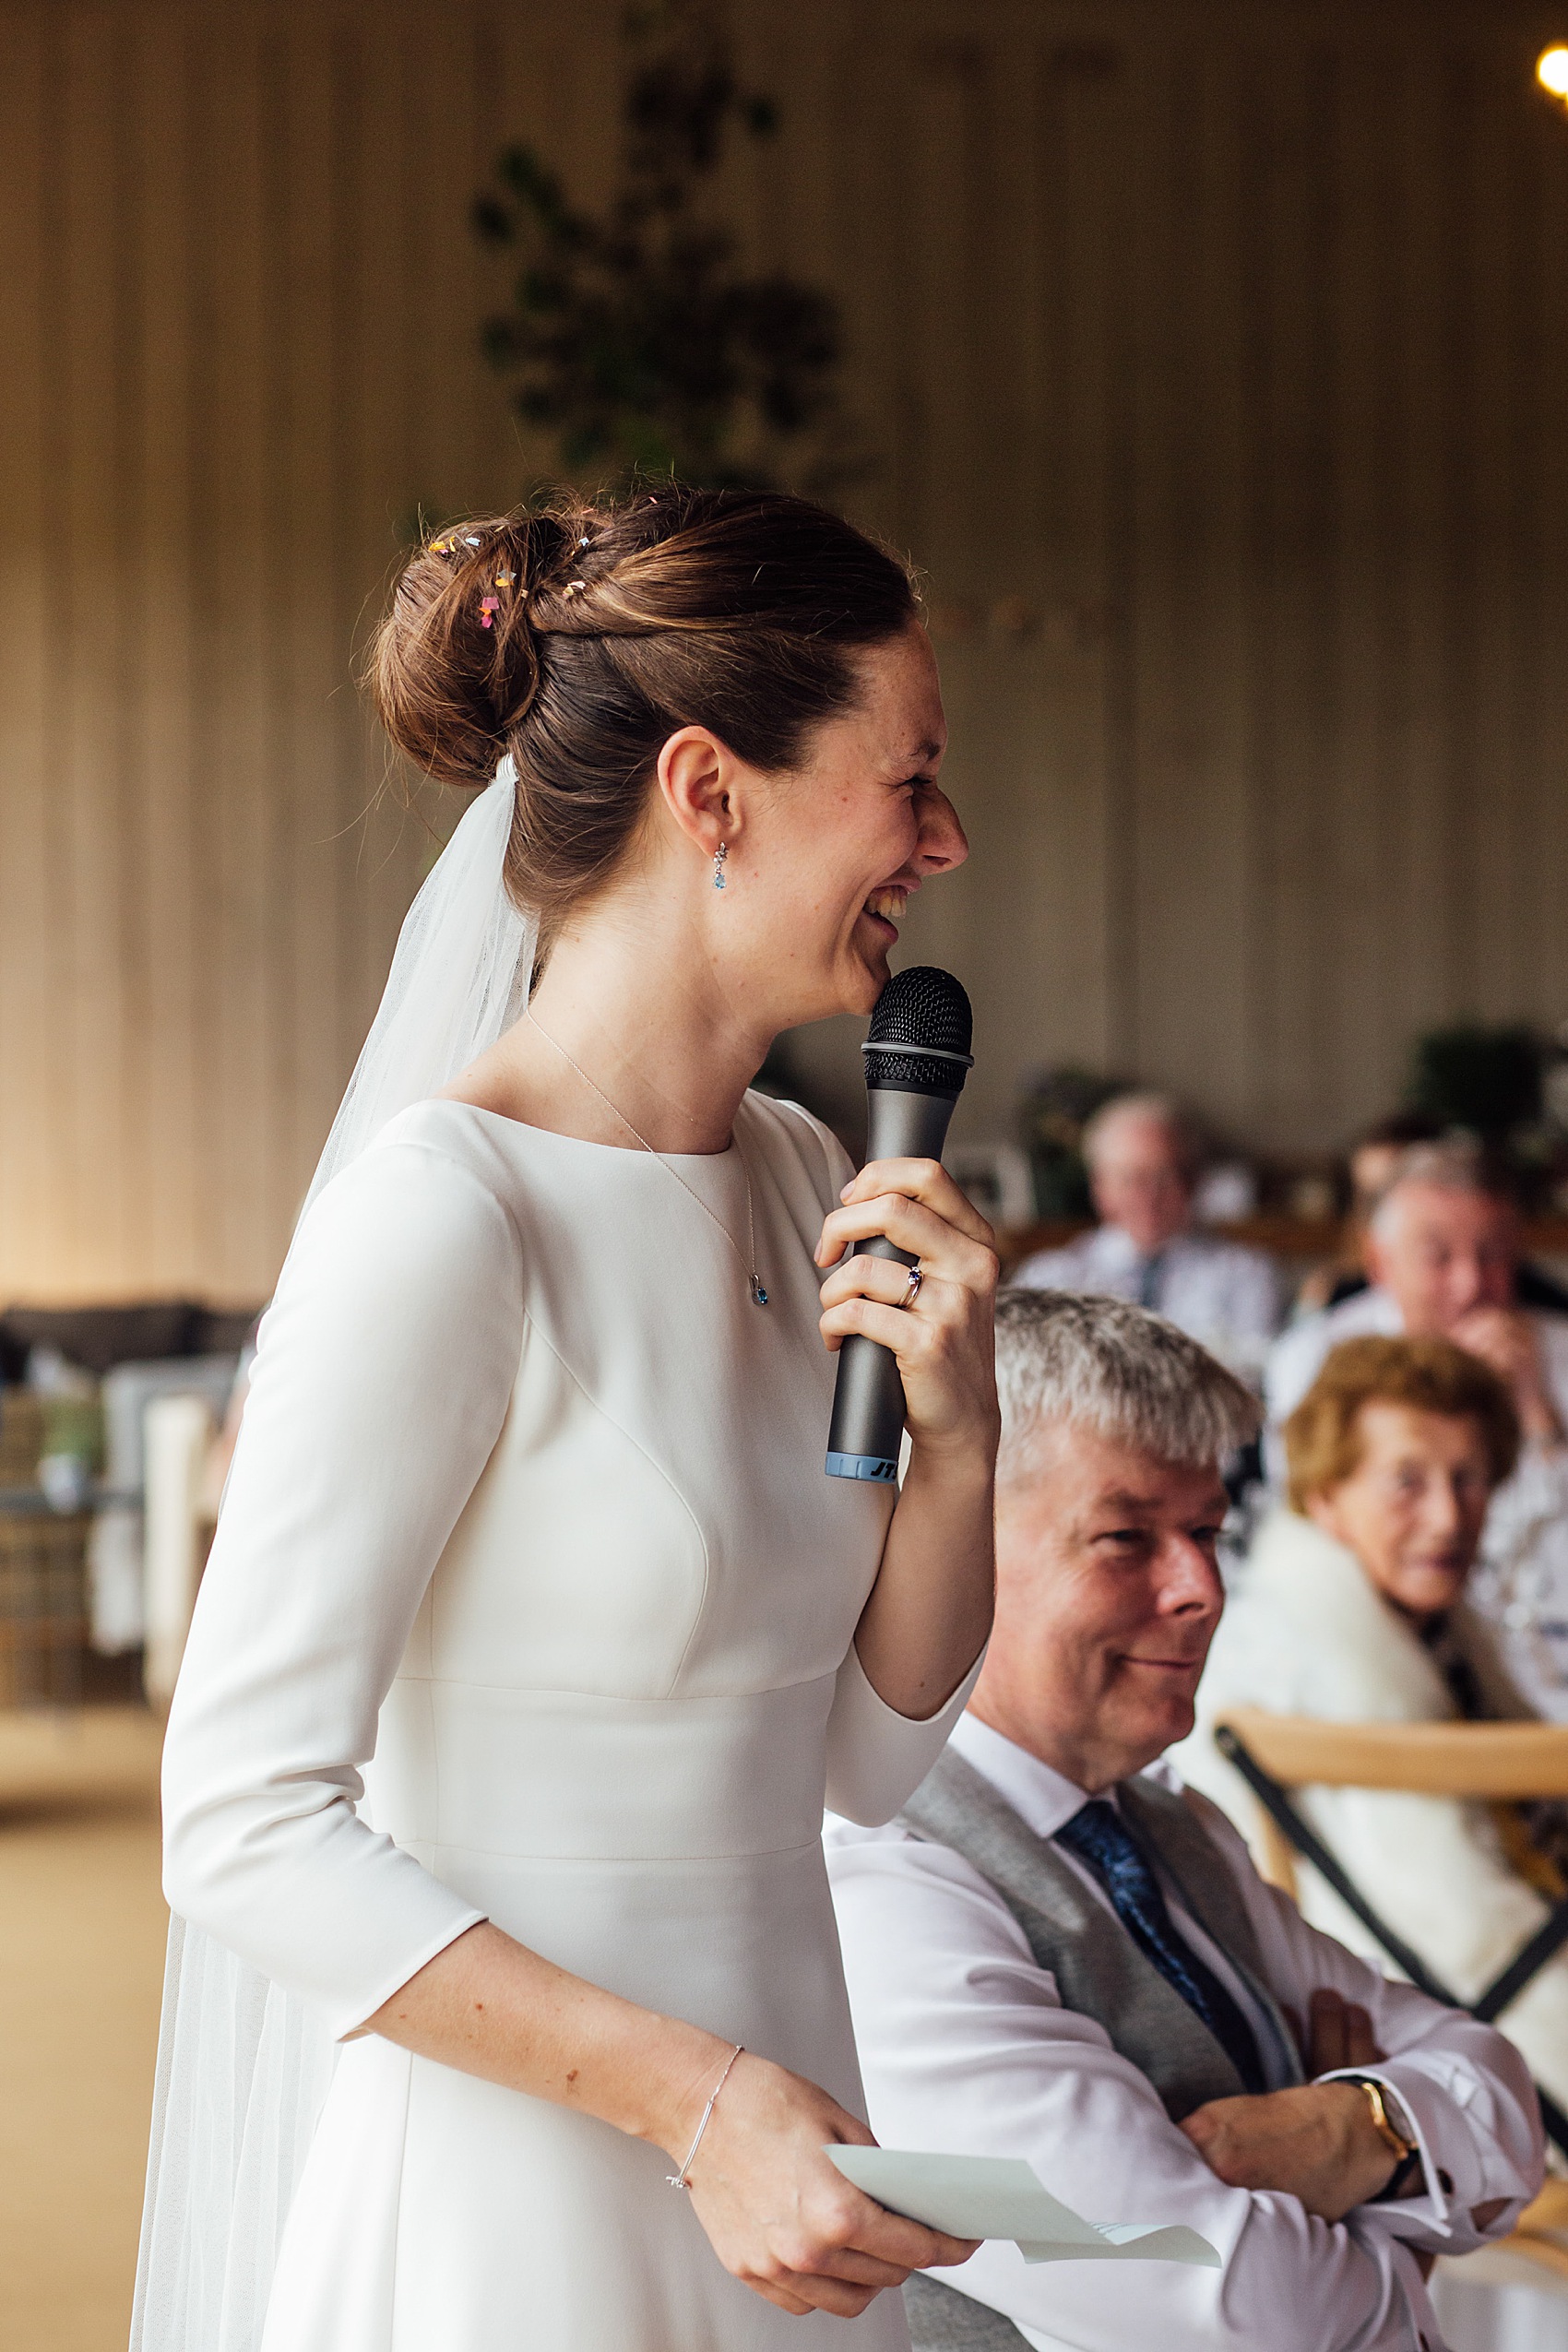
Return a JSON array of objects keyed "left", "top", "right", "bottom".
[
  {"left": 1218, "top": 1709, "right": 1568, "bottom": 1799},
  {"left": 1216, "top": 1708, "right": 1568, "bottom": 2289},
  {"left": 1215, "top": 1711, "right": 1568, "bottom": 1899}
]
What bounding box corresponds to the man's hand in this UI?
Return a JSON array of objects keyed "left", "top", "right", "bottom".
[
  {"left": 1181, "top": 2083, "right": 1398, "bottom": 2221},
  {"left": 1451, "top": 1306, "right": 1566, "bottom": 1446},
  {"left": 1181, "top": 1990, "right": 1398, "bottom": 2222}
]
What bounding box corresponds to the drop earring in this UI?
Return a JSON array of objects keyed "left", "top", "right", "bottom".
[{"left": 713, "top": 842, "right": 728, "bottom": 891}]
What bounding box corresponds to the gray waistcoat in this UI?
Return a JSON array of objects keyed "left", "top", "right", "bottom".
[{"left": 894, "top": 1748, "right": 1301, "bottom": 2352}]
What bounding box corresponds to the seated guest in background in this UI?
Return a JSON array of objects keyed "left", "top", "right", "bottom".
[
  {"left": 1300, "top": 1114, "right": 1568, "bottom": 1319},
  {"left": 1013, "top": 1092, "right": 1281, "bottom": 1383},
  {"left": 1295, "top": 1111, "right": 1445, "bottom": 1317},
  {"left": 827, "top": 1293, "right": 1538, "bottom": 2352},
  {"left": 1266, "top": 1142, "right": 1568, "bottom": 1713},
  {"left": 1180, "top": 1334, "right": 1568, "bottom": 2120}
]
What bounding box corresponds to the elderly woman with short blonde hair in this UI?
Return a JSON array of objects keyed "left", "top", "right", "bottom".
[{"left": 1177, "top": 1333, "right": 1568, "bottom": 2117}]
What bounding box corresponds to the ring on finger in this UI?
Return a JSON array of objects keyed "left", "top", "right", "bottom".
[{"left": 898, "top": 1263, "right": 923, "bottom": 1311}]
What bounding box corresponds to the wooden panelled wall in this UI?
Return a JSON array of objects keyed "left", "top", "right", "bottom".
[{"left": 1, "top": 0, "right": 1566, "bottom": 1301}]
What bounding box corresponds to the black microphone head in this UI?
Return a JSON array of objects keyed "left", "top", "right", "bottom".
[{"left": 861, "top": 966, "right": 974, "bottom": 1097}]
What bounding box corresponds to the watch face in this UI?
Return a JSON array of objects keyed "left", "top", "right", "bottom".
[{"left": 1376, "top": 2085, "right": 1417, "bottom": 2154}]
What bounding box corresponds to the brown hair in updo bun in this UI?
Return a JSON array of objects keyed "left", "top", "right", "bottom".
[{"left": 370, "top": 485, "right": 918, "bottom": 953}]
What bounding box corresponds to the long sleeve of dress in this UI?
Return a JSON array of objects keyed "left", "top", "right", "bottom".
[
  {"left": 824, "top": 1641, "right": 984, "bottom": 1825},
  {"left": 161, "top": 1136, "right": 526, "bottom": 2037}
]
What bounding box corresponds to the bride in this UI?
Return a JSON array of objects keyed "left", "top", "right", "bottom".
[{"left": 134, "top": 485, "right": 999, "bottom": 2350}]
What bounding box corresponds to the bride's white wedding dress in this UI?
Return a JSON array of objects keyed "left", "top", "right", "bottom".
[{"left": 158, "top": 1087, "right": 973, "bottom": 2349}]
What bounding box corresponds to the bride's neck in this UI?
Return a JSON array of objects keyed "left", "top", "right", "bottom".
[{"left": 458, "top": 890, "right": 770, "bottom": 1156}]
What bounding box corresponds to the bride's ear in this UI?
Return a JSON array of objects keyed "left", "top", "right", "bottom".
[{"left": 654, "top": 726, "right": 748, "bottom": 860}]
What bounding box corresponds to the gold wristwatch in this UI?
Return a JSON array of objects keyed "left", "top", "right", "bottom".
[{"left": 1347, "top": 2076, "right": 1419, "bottom": 2168}]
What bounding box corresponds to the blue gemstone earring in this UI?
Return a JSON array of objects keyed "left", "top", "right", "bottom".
[{"left": 713, "top": 842, "right": 728, "bottom": 891}]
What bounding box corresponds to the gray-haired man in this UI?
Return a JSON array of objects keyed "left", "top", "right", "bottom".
[
  {"left": 826, "top": 1292, "right": 1541, "bottom": 2352},
  {"left": 1011, "top": 1093, "right": 1280, "bottom": 1380}
]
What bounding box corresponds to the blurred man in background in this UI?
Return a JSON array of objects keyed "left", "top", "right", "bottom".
[
  {"left": 1299, "top": 1112, "right": 1568, "bottom": 1319},
  {"left": 1014, "top": 1092, "right": 1281, "bottom": 1385},
  {"left": 1294, "top": 1112, "right": 1446, "bottom": 1317},
  {"left": 1267, "top": 1142, "right": 1568, "bottom": 1714}
]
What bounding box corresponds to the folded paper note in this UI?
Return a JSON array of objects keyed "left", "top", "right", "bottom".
[{"left": 826, "top": 2148, "right": 1221, "bottom": 2269}]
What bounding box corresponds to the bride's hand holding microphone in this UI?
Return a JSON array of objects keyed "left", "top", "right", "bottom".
[
  {"left": 816, "top": 1156, "right": 1001, "bottom": 1463},
  {"left": 814, "top": 1148, "right": 1000, "bottom": 1714},
  {"left": 813, "top": 965, "right": 999, "bottom": 1715}
]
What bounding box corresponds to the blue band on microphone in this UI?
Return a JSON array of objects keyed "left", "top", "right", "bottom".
[{"left": 826, "top": 1451, "right": 899, "bottom": 1483}]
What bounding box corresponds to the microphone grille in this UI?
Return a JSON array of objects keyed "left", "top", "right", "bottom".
[{"left": 863, "top": 966, "right": 973, "bottom": 1096}]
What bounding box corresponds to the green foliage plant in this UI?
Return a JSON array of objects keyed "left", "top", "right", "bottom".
[{"left": 472, "top": 2, "right": 858, "bottom": 492}]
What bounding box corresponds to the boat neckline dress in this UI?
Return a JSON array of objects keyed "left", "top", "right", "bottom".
[{"left": 158, "top": 1089, "right": 979, "bottom": 2350}]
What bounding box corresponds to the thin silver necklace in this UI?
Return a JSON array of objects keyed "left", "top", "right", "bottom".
[{"left": 526, "top": 1011, "right": 769, "bottom": 1305}]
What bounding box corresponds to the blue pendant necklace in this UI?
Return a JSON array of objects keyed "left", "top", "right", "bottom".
[{"left": 527, "top": 1013, "right": 768, "bottom": 1304}]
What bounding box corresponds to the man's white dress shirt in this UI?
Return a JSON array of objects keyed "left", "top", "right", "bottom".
[
  {"left": 825, "top": 1712, "right": 1541, "bottom": 2352},
  {"left": 1177, "top": 1506, "right": 1568, "bottom": 2118},
  {"left": 1012, "top": 1225, "right": 1281, "bottom": 1385},
  {"left": 1266, "top": 1290, "right": 1568, "bottom": 1717}
]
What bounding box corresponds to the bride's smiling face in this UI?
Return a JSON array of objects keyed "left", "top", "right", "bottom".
[{"left": 719, "top": 621, "right": 967, "bottom": 1026}]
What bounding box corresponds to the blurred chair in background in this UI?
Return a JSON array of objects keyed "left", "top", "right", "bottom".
[
  {"left": 1012, "top": 1091, "right": 1283, "bottom": 1387},
  {"left": 0, "top": 1384, "right": 91, "bottom": 1709},
  {"left": 141, "top": 1324, "right": 260, "bottom": 1707},
  {"left": 94, "top": 1358, "right": 240, "bottom": 1657},
  {"left": 0, "top": 1302, "right": 254, "bottom": 1713}
]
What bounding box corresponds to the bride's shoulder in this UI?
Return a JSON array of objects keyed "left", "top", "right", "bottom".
[
  {"left": 254, "top": 1106, "right": 529, "bottom": 1421},
  {"left": 742, "top": 1091, "right": 854, "bottom": 1213},
  {"left": 294, "top": 1099, "right": 529, "bottom": 1296}
]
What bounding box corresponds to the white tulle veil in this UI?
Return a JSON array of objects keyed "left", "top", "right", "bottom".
[{"left": 131, "top": 764, "right": 538, "bottom": 2352}]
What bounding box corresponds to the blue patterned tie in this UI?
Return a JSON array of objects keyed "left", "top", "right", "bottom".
[{"left": 1057, "top": 1800, "right": 1266, "bottom": 2095}]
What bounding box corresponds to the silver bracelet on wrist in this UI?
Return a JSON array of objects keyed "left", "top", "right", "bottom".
[{"left": 667, "top": 2044, "right": 744, "bottom": 2190}]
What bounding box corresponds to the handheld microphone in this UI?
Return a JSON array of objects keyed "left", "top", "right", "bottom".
[{"left": 825, "top": 967, "right": 974, "bottom": 1482}]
